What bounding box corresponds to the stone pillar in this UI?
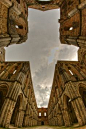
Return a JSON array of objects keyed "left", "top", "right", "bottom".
[
  {"left": 15, "top": 109, "right": 25, "bottom": 127},
  {"left": 57, "top": 112, "right": 64, "bottom": 126},
  {"left": 71, "top": 97, "right": 86, "bottom": 126},
  {"left": 62, "top": 108, "right": 72, "bottom": 127},
  {"left": 0, "top": 99, "right": 16, "bottom": 128},
  {"left": 66, "top": 81, "right": 86, "bottom": 126},
  {"left": 23, "top": 115, "right": 29, "bottom": 127}
]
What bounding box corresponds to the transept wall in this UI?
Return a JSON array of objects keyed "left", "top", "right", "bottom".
[
  {"left": 48, "top": 61, "right": 86, "bottom": 127},
  {"left": 0, "top": 0, "right": 28, "bottom": 48},
  {"left": 0, "top": 62, "right": 38, "bottom": 128}
]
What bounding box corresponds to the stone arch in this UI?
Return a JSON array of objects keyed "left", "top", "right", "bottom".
[
  {"left": 63, "top": 94, "right": 78, "bottom": 127},
  {"left": 78, "top": 83, "right": 86, "bottom": 108},
  {"left": 63, "top": 81, "right": 86, "bottom": 126},
  {"left": 0, "top": 83, "right": 9, "bottom": 112},
  {"left": 10, "top": 93, "right": 23, "bottom": 127}
]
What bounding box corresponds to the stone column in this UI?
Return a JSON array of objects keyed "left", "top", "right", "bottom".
[
  {"left": 66, "top": 81, "right": 86, "bottom": 126},
  {"left": 0, "top": 98, "right": 16, "bottom": 128},
  {"left": 71, "top": 97, "right": 86, "bottom": 126},
  {"left": 57, "top": 112, "right": 64, "bottom": 126},
  {"left": 62, "top": 108, "right": 72, "bottom": 127},
  {"left": 15, "top": 109, "right": 25, "bottom": 127}
]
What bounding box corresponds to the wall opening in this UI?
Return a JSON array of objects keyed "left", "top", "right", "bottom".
[
  {"left": 64, "top": 95, "right": 78, "bottom": 125},
  {"left": 10, "top": 94, "right": 22, "bottom": 125},
  {"left": 41, "top": 121, "right": 44, "bottom": 125},
  {"left": 0, "top": 85, "right": 8, "bottom": 111},
  {"left": 79, "top": 86, "right": 86, "bottom": 108},
  {"left": 44, "top": 112, "right": 46, "bottom": 116},
  {"left": 39, "top": 112, "right": 41, "bottom": 116}
]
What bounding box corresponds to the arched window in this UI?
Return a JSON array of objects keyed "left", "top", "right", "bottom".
[
  {"left": 44, "top": 112, "right": 46, "bottom": 116},
  {"left": 13, "top": 70, "right": 17, "bottom": 74},
  {"left": 68, "top": 67, "right": 73, "bottom": 75},
  {"left": 69, "top": 70, "right": 73, "bottom": 75},
  {"left": 15, "top": 25, "right": 23, "bottom": 29},
  {"left": 39, "top": 112, "right": 41, "bottom": 116},
  {"left": 69, "top": 27, "right": 73, "bottom": 31}
]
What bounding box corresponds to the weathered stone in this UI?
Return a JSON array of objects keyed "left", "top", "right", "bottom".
[{"left": 0, "top": 62, "right": 38, "bottom": 128}]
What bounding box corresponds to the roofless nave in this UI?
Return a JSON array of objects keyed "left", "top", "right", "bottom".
[{"left": 0, "top": 0, "right": 86, "bottom": 128}]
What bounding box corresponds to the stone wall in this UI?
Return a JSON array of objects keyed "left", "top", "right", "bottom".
[
  {"left": 48, "top": 61, "right": 86, "bottom": 127},
  {"left": 0, "top": 62, "right": 38, "bottom": 128},
  {"left": 0, "top": 0, "right": 28, "bottom": 48},
  {"left": 27, "top": 0, "right": 60, "bottom": 11},
  {"left": 59, "top": 0, "right": 86, "bottom": 48},
  {"left": 38, "top": 108, "right": 48, "bottom": 125}
]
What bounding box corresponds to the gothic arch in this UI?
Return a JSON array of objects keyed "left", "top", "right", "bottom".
[
  {"left": 10, "top": 93, "right": 24, "bottom": 127},
  {"left": 63, "top": 94, "right": 78, "bottom": 126},
  {"left": 78, "top": 83, "right": 86, "bottom": 108},
  {"left": 0, "top": 83, "right": 9, "bottom": 111}
]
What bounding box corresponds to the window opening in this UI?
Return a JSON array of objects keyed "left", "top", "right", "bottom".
[
  {"left": 69, "top": 70, "right": 73, "bottom": 75},
  {"left": 69, "top": 27, "right": 73, "bottom": 31},
  {"left": 39, "top": 112, "right": 41, "bottom": 116},
  {"left": 44, "top": 112, "right": 46, "bottom": 116},
  {"left": 13, "top": 70, "right": 17, "bottom": 74}
]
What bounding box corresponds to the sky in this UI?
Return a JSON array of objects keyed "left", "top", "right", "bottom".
[{"left": 5, "top": 8, "right": 79, "bottom": 107}]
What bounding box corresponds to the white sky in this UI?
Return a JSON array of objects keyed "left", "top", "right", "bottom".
[{"left": 5, "top": 9, "right": 79, "bottom": 108}]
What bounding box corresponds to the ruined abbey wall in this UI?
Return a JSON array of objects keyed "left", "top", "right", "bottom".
[
  {"left": 48, "top": 0, "right": 86, "bottom": 127},
  {"left": 48, "top": 61, "right": 86, "bottom": 127},
  {"left": 38, "top": 108, "right": 48, "bottom": 125},
  {"left": 0, "top": 0, "right": 28, "bottom": 48},
  {"left": 59, "top": 0, "right": 86, "bottom": 48},
  {"left": 0, "top": 62, "right": 38, "bottom": 128}
]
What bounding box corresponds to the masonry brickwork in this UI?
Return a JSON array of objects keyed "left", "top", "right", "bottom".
[
  {"left": 48, "top": 61, "right": 86, "bottom": 127},
  {"left": 47, "top": 0, "right": 86, "bottom": 127},
  {"left": 59, "top": 0, "right": 86, "bottom": 48},
  {"left": 0, "top": 62, "right": 38, "bottom": 128},
  {"left": 0, "top": 0, "right": 28, "bottom": 48},
  {"left": 26, "top": 0, "right": 61, "bottom": 11},
  {"left": 38, "top": 108, "right": 48, "bottom": 125},
  {"left": 0, "top": 48, "right": 5, "bottom": 61}
]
